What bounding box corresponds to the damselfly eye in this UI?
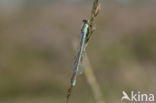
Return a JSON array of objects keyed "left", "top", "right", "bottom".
[{"left": 83, "top": 19, "right": 87, "bottom": 23}]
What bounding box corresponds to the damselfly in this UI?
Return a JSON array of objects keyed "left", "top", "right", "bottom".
[
  {"left": 71, "top": 19, "right": 90, "bottom": 86},
  {"left": 66, "top": 19, "right": 91, "bottom": 103}
]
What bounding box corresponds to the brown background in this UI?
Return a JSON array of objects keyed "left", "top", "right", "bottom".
[{"left": 0, "top": 0, "right": 156, "bottom": 103}]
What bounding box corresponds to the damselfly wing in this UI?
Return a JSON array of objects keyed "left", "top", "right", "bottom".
[{"left": 73, "top": 49, "right": 86, "bottom": 75}]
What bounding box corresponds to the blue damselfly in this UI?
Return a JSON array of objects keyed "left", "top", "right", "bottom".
[{"left": 66, "top": 19, "right": 91, "bottom": 103}]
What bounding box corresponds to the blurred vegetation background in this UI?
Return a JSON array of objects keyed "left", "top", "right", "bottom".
[{"left": 0, "top": 0, "right": 156, "bottom": 103}]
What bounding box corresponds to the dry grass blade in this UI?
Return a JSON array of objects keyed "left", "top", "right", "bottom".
[
  {"left": 86, "top": 0, "right": 101, "bottom": 44},
  {"left": 84, "top": 55, "right": 105, "bottom": 103},
  {"left": 90, "top": 0, "right": 101, "bottom": 24},
  {"left": 66, "top": 85, "right": 73, "bottom": 103}
]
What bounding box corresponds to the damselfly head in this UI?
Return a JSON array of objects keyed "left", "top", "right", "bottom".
[
  {"left": 83, "top": 19, "right": 90, "bottom": 24},
  {"left": 83, "top": 19, "right": 87, "bottom": 23}
]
